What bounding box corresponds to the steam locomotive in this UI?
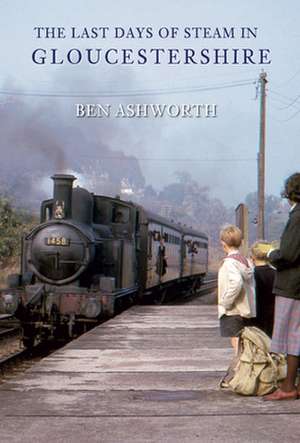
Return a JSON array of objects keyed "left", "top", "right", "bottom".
[{"left": 0, "top": 174, "right": 208, "bottom": 346}]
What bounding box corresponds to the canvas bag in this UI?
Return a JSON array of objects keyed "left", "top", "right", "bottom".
[{"left": 226, "top": 326, "right": 286, "bottom": 396}]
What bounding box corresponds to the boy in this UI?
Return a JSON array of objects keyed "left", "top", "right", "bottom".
[
  {"left": 250, "top": 241, "right": 275, "bottom": 337},
  {"left": 218, "top": 225, "right": 256, "bottom": 354}
]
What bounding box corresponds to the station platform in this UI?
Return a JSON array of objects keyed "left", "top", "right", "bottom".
[{"left": 0, "top": 304, "right": 300, "bottom": 442}]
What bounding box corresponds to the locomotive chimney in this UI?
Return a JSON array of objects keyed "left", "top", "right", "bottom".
[{"left": 51, "top": 174, "right": 76, "bottom": 220}]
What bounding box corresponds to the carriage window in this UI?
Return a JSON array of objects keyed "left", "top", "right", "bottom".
[
  {"left": 112, "top": 206, "right": 130, "bottom": 224},
  {"left": 152, "top": 231, "right": 161, "bottom": 241},
  {"left": 192, "top": 241, "right": 199, "bottom": 253},
  {"left": 199, "top": 241, "right": 208, "bottom": 249}
]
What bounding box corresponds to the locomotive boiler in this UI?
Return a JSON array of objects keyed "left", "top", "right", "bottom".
[{"left": 0, "top": 174, "right": 208, "bottom": 346}]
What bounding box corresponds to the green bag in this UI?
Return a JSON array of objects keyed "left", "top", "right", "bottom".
[{"left": 225, "top": 326, "right": 286, "bottom": 396}]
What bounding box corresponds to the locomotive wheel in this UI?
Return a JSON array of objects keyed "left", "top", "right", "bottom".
[
  {"left": 184, "top": 278, "right": 201, "bottom": 298},
  {"left": 22, "top": 335, "right": 35, "bottom": 348},
  {"left": 22, "top": 324, "right": 36, "bottom": 348},
  {"left": 154, "top": 288, "right": 167, "bottom": 305}
]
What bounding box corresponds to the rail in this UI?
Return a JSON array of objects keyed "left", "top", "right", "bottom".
[{"left": 0, "top": 327, "right": 20, "bottom": 340}]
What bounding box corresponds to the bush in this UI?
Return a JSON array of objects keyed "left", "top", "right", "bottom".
[{"left": 0, "top": 197, "right": 37, "bottom": 267}]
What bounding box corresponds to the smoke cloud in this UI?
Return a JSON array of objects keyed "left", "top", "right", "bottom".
[{"left": 0, "top": 72, "right": 146, "bottom": 209}]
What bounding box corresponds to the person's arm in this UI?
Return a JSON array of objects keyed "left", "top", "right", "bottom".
[
  {"left": 219, "top": 260, "right": 243, "bottom": 310},
  {"left": 269, "top": 213, "right": 300, "bottom": 270}
]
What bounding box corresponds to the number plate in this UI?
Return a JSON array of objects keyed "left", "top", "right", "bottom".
[{"left": 45, "top": 237, "right": 70, "bottom": 246}]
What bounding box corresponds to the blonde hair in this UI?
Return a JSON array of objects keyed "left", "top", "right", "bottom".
[
  {"left": 220, "top": 224, "right": 242, "bottom": 248},
  {"left": 251, "top": 240, "right": 270, "bottom": 260},
  {"left": 220, "top": 225, "right": 243, "bottom": 248}
]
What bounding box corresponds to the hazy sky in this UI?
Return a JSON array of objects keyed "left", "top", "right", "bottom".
[{"left": 0, "top": 0, "right": 299, "bottom": 205}]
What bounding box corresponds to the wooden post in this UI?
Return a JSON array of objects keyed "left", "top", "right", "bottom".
[
  {"left": 257, "top": 71, "right": 267, "bottom": 239},
  {"left": 235, "top": 203, "right": 249, "bottom": 256}
]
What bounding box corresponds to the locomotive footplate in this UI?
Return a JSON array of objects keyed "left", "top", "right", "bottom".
[{"left": 0, "top": 282, "right": 120, "bottom": 344}]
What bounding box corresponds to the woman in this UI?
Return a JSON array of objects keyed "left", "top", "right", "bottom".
[{"left": 264, "top": 173, "right": 300, "bottom": 401}]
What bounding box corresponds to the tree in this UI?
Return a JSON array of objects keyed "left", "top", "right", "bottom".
[
  {"left": 0, "top": 197, "right": 36, "bottom": 266},
  {"left": 245, "top": 192, "right": 289, "bottom": 242}
]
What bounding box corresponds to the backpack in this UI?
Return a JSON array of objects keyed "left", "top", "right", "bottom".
[{"left": 223, "top": 326, "right": 286, "bottom": 396}]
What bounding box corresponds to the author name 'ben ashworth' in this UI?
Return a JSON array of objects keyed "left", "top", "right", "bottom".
[{"left": 75, "top": 103, "right": 217, "bottom": 118}]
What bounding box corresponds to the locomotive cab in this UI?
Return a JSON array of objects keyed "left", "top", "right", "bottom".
[{"left": 93, "top": 196, "right": 139, "bottom": 290}]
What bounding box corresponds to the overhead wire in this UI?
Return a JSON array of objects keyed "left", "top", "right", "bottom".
[
  {"left": 280, "top": 107, "right": 300, "bottom": 122},
  {"left": 80, "top": 154, "right": 257, "bottom": 163},
  {"left": 268, "top": 90, "right": 300, "bottom": 121},
  {"left": 276, "top": 67, "right": 300, "bottom": 88},
  {"left": 0, "top": 78, "right": 256, "bottom": 98},
  {"left": 269, "top": 89, "right": 300, "bottom": 111}
]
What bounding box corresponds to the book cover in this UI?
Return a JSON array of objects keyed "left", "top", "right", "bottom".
[{"left": 0, "top": 2, "right": 299, "bottom": 440}]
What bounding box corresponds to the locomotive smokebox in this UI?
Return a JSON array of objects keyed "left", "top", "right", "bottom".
[{"left": 52, "top": 174, "right": 76, "bottom": 220}]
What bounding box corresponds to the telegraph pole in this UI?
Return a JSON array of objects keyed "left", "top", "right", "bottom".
[{"left": 257, "top": 71, "right": 267, "bottom": 239}]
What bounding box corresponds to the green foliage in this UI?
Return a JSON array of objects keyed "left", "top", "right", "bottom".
[{"left": 0, "top": 197, "right": 36, "bottom": 265}]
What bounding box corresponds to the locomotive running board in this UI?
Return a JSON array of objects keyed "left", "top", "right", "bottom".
[{"left": 114, "top": 287, "right": 138, "bottom": 299}]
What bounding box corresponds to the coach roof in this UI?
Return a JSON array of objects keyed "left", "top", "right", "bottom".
[{"left": 145, "top": 210, "right": 207, "bottom": 240}]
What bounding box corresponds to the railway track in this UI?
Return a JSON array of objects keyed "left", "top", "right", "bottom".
[
  {"left": 0, "top": 339, "right": 69, "bottom": 380},
  {"left": 0, "top": 315, "right": 25, "bottom": 375},
  {"left": 200, "top": 276, "right": 217, "bottom": 291},
  {"left": 185, "top": 275, "right": 217, "bottom": 298},
  {"left": 0, "top": 327, "right": 20, "bottom": 340},
  {"left": 174, "top": 275, "right": 217, "bottom": 305},
  {"left": 0, "top": 315, "right": 20, "bottom": 341},
  {"left": 0, "top": 348, "right": 29, "bottom": 371}
]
